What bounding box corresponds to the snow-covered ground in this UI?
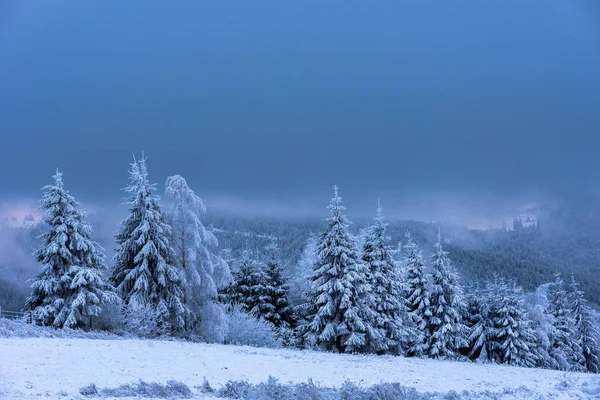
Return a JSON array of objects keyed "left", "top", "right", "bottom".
[{"left": 1, "top": 337, "right": 599, "bottom": 399}]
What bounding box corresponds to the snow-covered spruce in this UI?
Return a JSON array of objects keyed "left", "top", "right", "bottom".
[
  {"left": 465, "top": 288, "right": 493, "bottom": 363},
  {"left": 288, "top": 234, "right": 318, "bottom": 308},
  {"left": 494, "top": 279, "right": 538, "bottom": 367},
  {"left": 569, "top": 275, "right": 600, "bottom": 373},
  {"left": 262, "top": 240, "right": 295, "bottom": 329},
  {"left": 427, "top": 230, "right": 468, "bottom": 359},
  {"left": 222, "top": 250, "right": 273, "bottom": 320},
  {"left": 523, "top": 285, "right": 558, "bottom": 370},
  {"left": 402, "top": 232, "right": 430, "bottom": 356},
  {"left": 361, "top": 203, "right": 412, "bottom": 354},
  {"left": 468, "top": 278, "right": 537, "bottom": 367},
  {"left": 547, "top": 273, "right": 585, "bottom": 371},
  {"left": 111, "top": 156, "right": 187, "bottom": 334},
  {"left": 25, "top": 170, "right": 118, "bottom": 329},
  {"left": 304, "top": 186, "right": 379, "bottom": 353},
  {"left": 164, "top": 174, "right": 231, "bottom": 340}
]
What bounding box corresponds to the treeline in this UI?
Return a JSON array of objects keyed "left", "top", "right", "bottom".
[
  {"left": 219, "top": 187, "right": 600, "bottom": 372},
  {"left": 17, "top": 158, "right": 600, "bottom": 374}
]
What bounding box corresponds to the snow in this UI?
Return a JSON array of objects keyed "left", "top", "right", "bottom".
[{"left": 1, "top": 337, "right": 599, "bottom": 399}]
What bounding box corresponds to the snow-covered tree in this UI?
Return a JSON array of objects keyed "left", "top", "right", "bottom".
[
  {"left": 547, "top": 273, "right": 584, "bottom": 371},
  {"left": 570, "top": 275, "right": 600, "bottom": 373},
  {"left": 165, "top": 175, "right": 231, "bottom": 337},
  {"left": 288, "top": 234, "right": 317, "bottom": 307},
  {"left": 402, "top": 232, "right": 430, "bottom": 356},
  {"left": 111, "top": 156, "right": 187, "bottom": 333},
  {"left": 491, "top": 279, "right": 537, "bottom": 367},
  {"left": 466, "top": 287, "right": 494, "bottom": 363},
  {"left": 223, "top": 250, "right": 272, "bottom": 319},
  {"left": 361, "top": 203, "right": 411, "bottom": 354},
  {"left": 262, "top": 240, "right": 295, "bottom": 328},
  {"left": 304, "top": 186, "right": 378, "bottom": 353},
  {"left": 427, "top": 230, "right": 468, "bottom": 359},
  {"left": 26, "top": 170, "right": 118, "bottom": 329},
  {"left": 523, "top": 285, "right": 555, "bottom": 369},
  {"left": 467, "top": 278, "right": 536, "bottom": 367}
]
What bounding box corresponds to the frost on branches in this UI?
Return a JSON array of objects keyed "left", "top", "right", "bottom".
[
  {"left": 304, "top": 186, "right": 378, "bottom": 353},
  {"left": 467, "top": 278, "right": 537, "bottom": 367},
  {"left": 427, "top": 230, "right": 468, "bottom": 359},
  {"left": 222, "top": 250, "right": 272, "bottom": 321},
  {"left": 570, "top": 275, "right": 600, "bottom": 373},
  {"left": 361, "top": 202, "right": 411, "bottom": 354},
  {"left": 547, "top": 273, "right": 584, "bottom": 371},
  {"left": 402, "top": 232, "right": 430, "bottom": 356},
  {"left": 111, "top": 156, "right": 187, "bottom": 333},
  {"left": 262, "top": 240, "right": 295, "bottom": 328},
  {"left": 25, "top": 171, "right": 118, "bottom": 329},
  {"left": 165, "top": 175, "right": 231, "bottom": 339}
]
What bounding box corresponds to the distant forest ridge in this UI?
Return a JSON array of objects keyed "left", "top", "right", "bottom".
[{"left": 1, "top": 197, "right": 600, "bottom": 310}]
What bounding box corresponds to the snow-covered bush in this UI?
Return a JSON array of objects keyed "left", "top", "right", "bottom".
[
  {"left": 92, "top": 302, "right": 125, "bottom": 332},
  {"left": 189, "top": 300, "right": 228, "bottom": 344},
  {"left": 123, "top": 304, "right": 168, "bottom": 337},
  {"left": 223, "top": 306, "right": 280, "bottom": 348},
  {"left": 216, "top": 377, "right": 435, "bottom": 400},
  {"left": 79, "top": 380, "right": 192, "bottom": 398},
  {"left": 0, "top": 318, "right": 131, "bottom": 339}
]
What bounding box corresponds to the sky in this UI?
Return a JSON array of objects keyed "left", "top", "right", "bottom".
[{"left": 1, "top": 1, "right": 600, "bottom": 227}]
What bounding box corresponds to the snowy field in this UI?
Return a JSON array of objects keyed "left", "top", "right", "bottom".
[{"left": 1, "top": 337, "right": 600, "bottom": 399}]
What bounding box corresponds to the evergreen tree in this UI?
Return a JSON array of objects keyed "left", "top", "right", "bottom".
[
  {"left": 262, "top": 240, "right": 295, "bottom": 328},
  {"left": 26, "top": 170, "right": 118, "bottom": 328},
  {"left": 402, "top": 232, "right": 430, "bottom": 356},
  {"left": 427, "top": 230, "right": 468, "bottom": 359},
  {"left": 361, "top": 203, "right": 411, "bottom": 354},
  {"left": 570, "top": 275, "right": 600, "bottom": 373},
  {"left": 288, "top": 234, "right": 317, "bottom": 307},
  {"left": 547, "top": 273, "right": 584, "bottom": 371},
  {"left": 466, "top": 287, "right": 494, "bottom": 363},
  {"left": 304, "top": 186, "right": 377, "bottom": 353},
  {"left": 467, "top": 278, "right": 537, "bottom": 367},
  {"left": 223, "top": 250, "right": 272, "bottom": 319},
  {"left": 523, "top": 285, "right": 556, "bottom": 369},
  {"left": 112, "top": 156, "right": 187, "bottom": 333},
  {"left": 165, "top": 175, "right": 231, "bottom": 335},
  {"left": 492, "top": 279, "right": 537, "bottom": 367}
]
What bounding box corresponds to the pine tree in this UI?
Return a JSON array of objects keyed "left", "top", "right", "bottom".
[
  {"left": 466, "top": 287, "right": 494, "bottom": 363},
  {"left": 570, "top": 275, "right": 600, "bottom": 373},
  {"left": 262, "top": 240, "right": 295, "bottom": 328},
  {"left": 402, "top": 232, "right": 430, "bottom": 356},
  {"left": 492, "top": 279, "right": 537, "bottom": 367},
  {"left": 223, "top": 250, "right": 272, "bottom": 318},
  {"left": 25, "top": 170, "right": 118, "bottom": 328},
  {"left": 288, "top": 234, "right": 317, "bottom": 308},
  {"left": 304, "top": 186, "right": 377, "bottom": 353},
  {"left": 112, "top": 156, "right": 187, "bottom": 333},
  {"left": 427, "top": 230, "right": 468, "bottom": 359},
  {"left": 165, "top": 175, "right": 231, "bottom": 335},
  {"left": 467, "top": 278, "right": 537, "bottom": 367},
  {"left": 361, "top": 203, "right": 411, "bottom": 354},
  {"left": 547, "top": 273, "right": 584, "bottom": 371},
  {"left": 524, "top": 285, "right": 556, "bottom": 369}
]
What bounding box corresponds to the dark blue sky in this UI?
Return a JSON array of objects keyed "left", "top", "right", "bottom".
[{"left": 1, "top": 1, "right": 600, "bottom": 222}]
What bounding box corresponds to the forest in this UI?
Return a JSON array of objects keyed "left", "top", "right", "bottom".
[{"left": 1, "top": 156, "right": 600, "bottom": 375}]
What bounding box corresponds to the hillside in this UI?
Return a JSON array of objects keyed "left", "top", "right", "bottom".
[
  {"left": 1, "top": 337, "right": 599, "bottom": 399},
  {"left": 3, "top": 203, "right": 600, "bottom": 311}
]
